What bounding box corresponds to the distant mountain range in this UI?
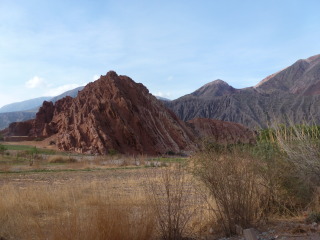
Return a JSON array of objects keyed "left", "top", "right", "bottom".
[
  {"left": 0, "top": 86, "right": 84, "bottom": 129},
  {"left": 0, "top": 97, "right": 51, "bottom": 113},
  {"left": 165, "top": 54, "right": 320, "bottom": 128},
  {"left": 2, "top": 54, "right": 320, "bottom": 131},
  {"left": 0, "top": 86, "right": 84, "bottom": 113}
]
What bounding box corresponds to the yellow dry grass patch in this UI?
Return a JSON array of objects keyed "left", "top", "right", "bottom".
[{"left": 0, "top": 174, "right": 155, "bottom": 240}]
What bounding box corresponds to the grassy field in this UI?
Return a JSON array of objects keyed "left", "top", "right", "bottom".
[
  {"left": 1, "top": 130, "right": 320, "bottom": 240},
  {"left": 0, "top": 143, "right": 209, "bottom": 239},
  {"left": 0, "top": 156, "right": 207, "bottom": 240}
]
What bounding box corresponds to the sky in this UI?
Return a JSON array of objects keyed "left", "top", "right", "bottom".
[{"left": 1, "top": 0, "right": 320, "bottom": 108}]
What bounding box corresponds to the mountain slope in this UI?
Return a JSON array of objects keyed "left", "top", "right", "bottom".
[
  {"left": 255, "top": 54, "right": 320, "bottom": 95},
  {"left": 166, "top": 54, "right": 320, "bottom": 128}
]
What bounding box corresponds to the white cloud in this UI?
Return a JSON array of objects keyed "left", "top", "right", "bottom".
[
  {"left": 44, "top": 84, "right": 81, "bottom": 96},
  {"left": 25, "top": 76, "right": 47, "bottom": 89},
  {"left": 153, "top": 91, "right": 171, "bottom": 98},
  {"left": 167, "top": 76, "right": 174, "bottom": 81},
  {"left": 93, "top": 74, "right": 100, "bottom": 81}
]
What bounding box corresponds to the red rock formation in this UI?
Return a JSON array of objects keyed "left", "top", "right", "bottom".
[
  {"left": 188, "top": 118, "right": 256, "bottom": 144},
  {"left": 3, "top": 71, "right": 257, "bottom": 154},
  {"left": 7, "top": 120, "right": 34, "bottom": 136},
  {"left": 22, "top": 71, "right": 195, "bottom": 155}
]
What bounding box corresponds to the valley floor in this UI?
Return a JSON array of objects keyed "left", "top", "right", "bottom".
[{"left": 0, "top": 142, "right": 320, "bottom": 239}]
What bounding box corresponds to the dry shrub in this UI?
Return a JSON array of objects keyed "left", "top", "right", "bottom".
[
  {"left": 272, "top": 124, "right": 320, "bottom": 180},
  {"left": 263, "top": 124, "right": 320, "bottom": 212},
  {"left": 146, "top": 165, "right": 201, "bottom": 240},
  {"left": 0, "top": 181, "right": 155, "bottom": 240},
  {"left": 192, "top": 144, "right": 269, "bottom": 236},
  {"left": 48, "top": 155, "right": 78, "bottom": 164}
]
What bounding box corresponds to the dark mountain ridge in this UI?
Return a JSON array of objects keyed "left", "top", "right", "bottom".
[{"left": 165, "top": 54, "right": 320, "bottom": 128}]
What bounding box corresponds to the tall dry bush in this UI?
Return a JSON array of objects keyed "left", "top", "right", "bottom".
[
  {"left": 146, "top": 165, "right": 200, "bottom": 240},
  {"left": 253, "top": 124, "right": 320, "bottom": 214},
  {"left": 270, "top": 124, "right": 320, "bottom": 211},
  {"left": 192, "top": 143, "right": 269, "bottom": 236},
  {"left": 272, "top": 125, "right": 320, "bottom": 178}
]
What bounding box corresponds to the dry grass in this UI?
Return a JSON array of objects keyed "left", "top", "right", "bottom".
[
  {"left": 0, "top": 163, "right": 212, "bottom": 240},
  {"left": 0, "top": 176, "right": 155, "bottom": 240},
  {"left": 48, "top": 155, "right": 78, "bottom": 163},
  {"left": 145, "top": 165, "right": 205, "bottom": 239},
  {"left": 3, "top": 133, "right": 320, "bottom": 239}
]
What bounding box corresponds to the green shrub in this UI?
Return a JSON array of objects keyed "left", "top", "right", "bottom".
[
  {"left": 0, "top": 144, "right": 7, "bottom": 155},
  {"left": 306, "top": 212, "right": 320, "bottom": 223},
  {"left": 108, "top": 149, "right": 117, "bottom": 156}
]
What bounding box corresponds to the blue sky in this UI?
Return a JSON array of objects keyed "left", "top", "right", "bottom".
[{"left": 1, "top": 0, "right": 320, "bottom": 108}]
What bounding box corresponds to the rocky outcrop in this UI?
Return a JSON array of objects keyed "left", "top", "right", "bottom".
[
  {"left": 8, "top": 71, "right": 196, "bottom": 155},
  {"left": 6, "top": 120, "right": 34, "bottom": 136}
]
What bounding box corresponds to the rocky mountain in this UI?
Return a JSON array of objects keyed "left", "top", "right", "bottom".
[
  {"left": 255, "top": 54, "right": 320, "bottom": 95},
  {"left": 0, "top": 86, "right": 84, "bottom": 130},
  {"left": 3, "top": 71, "right": 255, "bottom": 155},
  {"left": 165, "top": 54, "right": 320, "bottom": 128},
  {"left": 190, "top": 79, "right": 237, "bottom": 98},
  {"left": 5, "top": 71, "right": 195, "bottom": 155}
]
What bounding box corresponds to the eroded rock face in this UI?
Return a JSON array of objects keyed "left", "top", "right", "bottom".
[
  {"left": 4, "top": 71, "right": 258, "bottom": 154},
  {"left": 7, "top": 120, "right": 34, "bottom": 136},
  {"left": 188, "top": 118, "right": 256, "bottom": 144},
  {"left": 23, "top": 71, "right": 195, "bottom": 155}
]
